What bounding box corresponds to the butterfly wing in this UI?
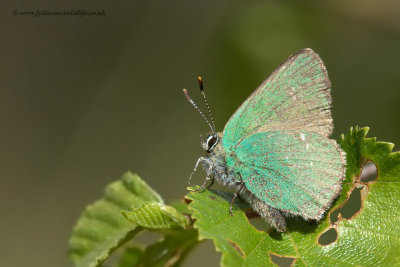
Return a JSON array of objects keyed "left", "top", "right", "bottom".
[
  {"left": 222, "top": 48, "right": 333, "bottom": 154},
  {"left": 234, "top": 130, "right": 345, "bottom": 219},
  {"left": 221, "top": 48, "right": 346, "bottom": 218}
]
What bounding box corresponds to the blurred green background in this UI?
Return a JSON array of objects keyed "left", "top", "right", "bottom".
[{"left": 1, "top": 1, "right": 399, "bottom": 266}]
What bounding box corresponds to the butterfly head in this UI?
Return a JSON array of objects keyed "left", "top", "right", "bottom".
[{"left": 201, "top": 133, "right": 219, "bottom": 153}]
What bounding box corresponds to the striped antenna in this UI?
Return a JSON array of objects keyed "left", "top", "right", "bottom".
[
  {"left": 198, "top": 76, "right": 216, "bottom": 132},
  {"left": 183, "top": 88, "right": 215, "bottom": 134}
]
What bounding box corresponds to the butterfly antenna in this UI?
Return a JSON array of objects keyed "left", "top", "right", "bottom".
[
  {"left": 198, "top": 76, "right": 216, "bottom": 132},
  {"left": 183, "top": 88, "right": 215, "bottom": 133}
]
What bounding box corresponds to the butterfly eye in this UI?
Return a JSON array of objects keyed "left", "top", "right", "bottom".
[{"left": 206, "top": 135, "right": 219, "bottom": 152}]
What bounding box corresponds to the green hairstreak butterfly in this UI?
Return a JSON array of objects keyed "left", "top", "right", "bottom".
[{"left": 183, "top": 48, "right": 346, "bottom": 232}]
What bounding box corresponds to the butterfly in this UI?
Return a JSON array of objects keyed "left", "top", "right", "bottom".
[{"left": 183, "top": 48, "right": 346, "bottom": 232}]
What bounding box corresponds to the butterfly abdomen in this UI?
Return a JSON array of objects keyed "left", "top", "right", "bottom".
[{"left": 245, "top": 190, "right": 287, "bottom": 232}]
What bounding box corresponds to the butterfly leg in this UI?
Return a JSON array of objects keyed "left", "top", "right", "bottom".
[
  {"left": 201, "top": 165, "right": 215, "bottom": 188},
  {"left": 229, "top": 182, "right": 245, "bottom": 216},
  {"left": 205, "top": 174, "right": 215, "bottom": 188},
  {"left": 188, "top": 157, "right": 205, "bottom": 185},
  {"left": 193, "top": 165, "right": 214, "bottom": 192},
  {"left": 235, "top": 173, "right": 245, "bottom": 202}
]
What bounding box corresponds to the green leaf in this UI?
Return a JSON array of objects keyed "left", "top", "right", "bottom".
[
  {"left": 121, "top": 202, "right": 189, "bottom": 230},
  {"left": 187, "top": 127, "right": 400, "bottom": 266},
  {"left": 118, "top": 229, "right": 199, "bottom": 267},
  {"left": 68, "top": 172, "right": 163, "bottom": 267}
]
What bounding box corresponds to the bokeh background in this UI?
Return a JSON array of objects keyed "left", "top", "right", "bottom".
[{"left": 1, "top": 1, "right": 399, "bottom": 266}]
